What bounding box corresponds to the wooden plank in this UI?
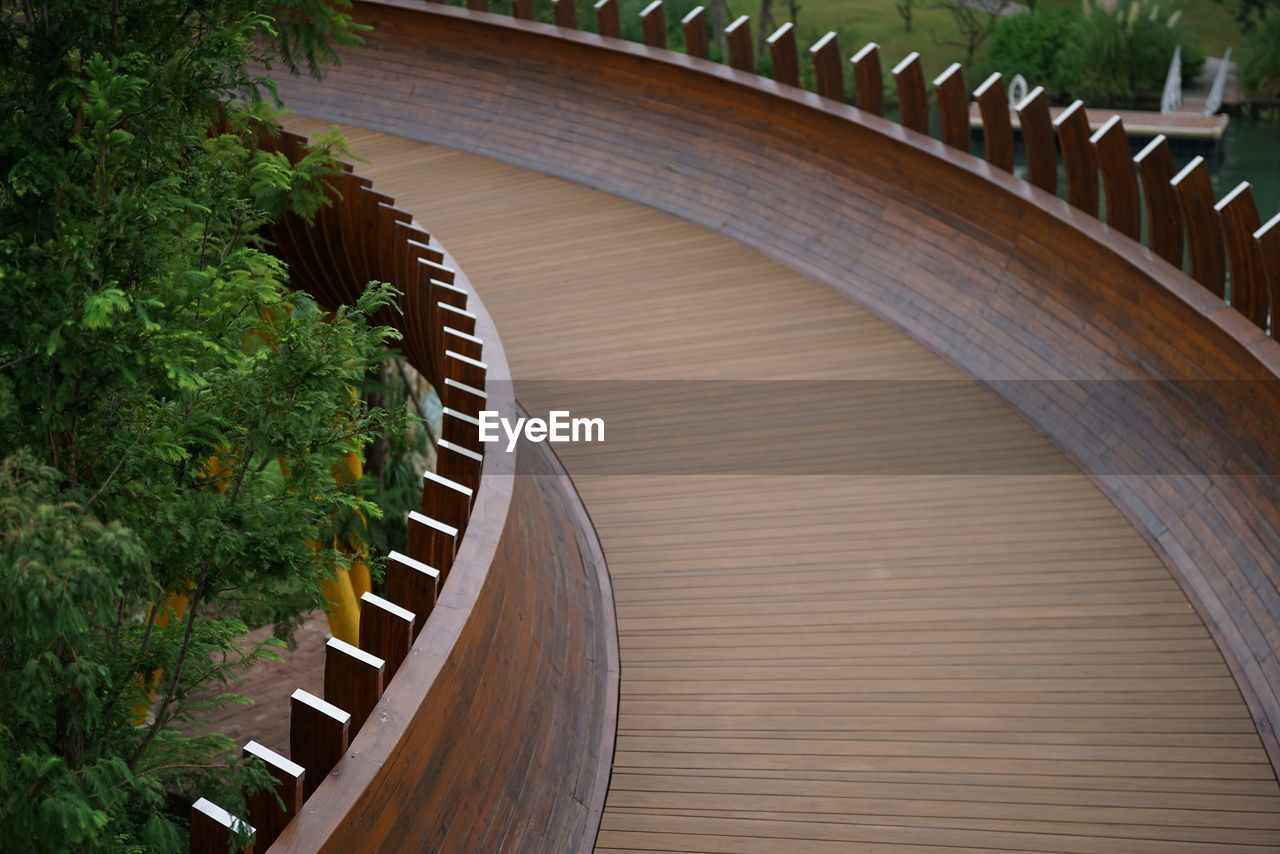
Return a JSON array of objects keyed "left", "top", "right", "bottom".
[
  {"left": 386, "top": 550, "right": 441, "bottom": 638},
  {"left": 681, "top": 6, "right": 709, "bottom": 60},
  {"left": 512, "top": 0, "right": 533, "bottom": 19},
  {"left": 973, "top": 72, "right": 1011, "bottom": 172},
  {"left": 442, "top": 324, "right": 483, "bottom": 362},
  {"left": 441, "top": 406, "right": 483, "bottom": 455},
  {"left": 324, "top": 636, "right": 385, "bottom": 733},
  {"left": 553, "top": 0, "right": 576, "bottom": 29},
  {"left": 891, "top": 52, "right": 928, "bottom": 134},
  {"left": 422, "top": 469, "right": 474, "bottom": 531},
  {"left": 442, "top": 348, "right": 486, "bottom": 391},
  {"left": 1013, "top": 86, "right": 1054, "bottom": 193},
  {"left": 933, "top": 63, "right": 968, "bottom": 153},
  {"left": 850, "top": 43, "right": 884, "bottom": 117},
  {"left": 594, "top": 0, "right": 620, "bottom": 38},
  {"left": 437, "top": 302, "right": 477, "bottom": 337},
  {"left": 1091, "top": 115, "right": 1141, "bottom": 241},
  {"left": 358, "top": 592, "right": 415, "bottom": 681},
  {"left": 191, "top": 798, "right": 254, "bottom": 854},
  {"left": 724, "top": 15, "right": 752, "bottom": 72},
  {"left": 289, "top": 689, "right": 350, "bottom": 801},
  {"left": 1216, "top": 182, "right": 1268, "bottom": 330},
  {"left": 1053, "top": 100, "right": 1099, "bottom": 216},
  {"left": 767, "top": 23, "right": 798, "bottom": 87},
  {"left": 436, "top": 438, "right": 484, "bottom": 495},
  {"left": 1259, "top": 212, "right": 1280, "bottom": 336},
  {"left": 441, "top": 375, "right": 486, "bottom": 418},
  {"left": 809, "top": 32, "right": 843, "bottom": 102},
  {"left": 407, "top": 510, "right": 460, "bottom": 582},
  {"left": 640, "top": 0, "right": 665, "bottom": 49},
  {"left": 1172, "top": 156, "right": 1227, "bottom": 298},
  {"left": 243, "top": 741, "right": 304, "bottom": 849},
  {"left": 1134, "top": 135, "right": 1184, "bottom": 267}
]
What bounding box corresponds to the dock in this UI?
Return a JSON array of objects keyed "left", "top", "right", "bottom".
[{"left": 969, "top": 104, "right": 1229, "bottom": 142}]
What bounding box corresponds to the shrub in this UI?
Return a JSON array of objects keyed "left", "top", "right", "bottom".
[
  {"left": 977, "top": 2, "right": 1203, "bottom": 106},
  {"left": 1057, "top": 0, "right": 1203, "bottom": 106},
  {"left": 975, "top": 8, "right": 1078, "bottom": 99}
]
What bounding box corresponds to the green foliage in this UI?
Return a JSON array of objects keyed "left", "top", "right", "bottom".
[
  {"left": 1239, "top": 16, "right": 1280, "bottom": 97},
  {"left": 974, "top": 8, "right": 1077, "bottom": 98},
  {"left": 979, "top": 1, "right": 1204, "bottom": 107},
  {"left": 0, "top": 1, "right": 413, "bottom": 850}
]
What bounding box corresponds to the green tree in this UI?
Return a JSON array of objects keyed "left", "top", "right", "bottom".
[
  {"left": 1231, "top": 0, "right": 1280, "bottom": 98},
  {"left": 1239, "top": 16, "right": 1280, "bottom": 97},
  {"left": 0, "top": 2, "right": 410, "bottom": 850}
]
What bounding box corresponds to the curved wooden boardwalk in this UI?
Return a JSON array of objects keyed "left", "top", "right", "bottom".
[{"left": 287, "top": 118, "right": 1280, "bottom": 852}]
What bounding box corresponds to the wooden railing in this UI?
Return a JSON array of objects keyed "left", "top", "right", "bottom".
[
  {"left": 188, "top": 124, "right": 615, "bottom": 853},
  {"left": 430, "top": 0, "right": 1280, "bottom": 337},
  {"left": 187, "top": 128, "right": 493, "bottom": 849}
]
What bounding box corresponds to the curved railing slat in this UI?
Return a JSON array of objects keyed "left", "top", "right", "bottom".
[
  {"left": 1174, "top": 156, "right": 1228, "bottom": 298},
  {"left": 1015, "top": 86, "right": 1057, "bottom": 195},
  {"left": 1135, "top": 135, "right": 1184, "bottom": 267},
  {"left": 934, "top": 63, "right": 969, "bottom": 153},
  {"left": 1092, "top": 115, "right": 1141, "bottom": 241},
  {"left": 851, "top": 42, "right": 884, "bottom": 117},
  {"left": 1054, "top": 100, "right": 1099, "bottom": 216},
  {"left": 1218, "top": 182, "right": 1269, "bottom": 330},
  {"left": 974, "top": 72, "right": 1013, "bottom": 173},
  {"left": 810, "top": 31, "right": 843, "bottom": 102},
  {"left": 682, "top": 6, "right": 709, "bottom": 60},
  {"left": 767, "top": 23, "right": 798, "bottom": 87},
  {"left": 725, "top": 14, "right": 753, "bottom": 72},
  {"left": 892, "top": 52, "right": 929, "bottom": 135}
]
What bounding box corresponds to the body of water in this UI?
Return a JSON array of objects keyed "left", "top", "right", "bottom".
[{"left": 1211, "top": 117, "right": 1280, "bottom": 221}]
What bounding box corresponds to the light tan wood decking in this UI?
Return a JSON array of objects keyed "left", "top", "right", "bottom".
[{"left": 290, "top": 118, "right": 1280, "bottom": 852}]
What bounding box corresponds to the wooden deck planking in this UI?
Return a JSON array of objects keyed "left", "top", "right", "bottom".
[{"left": 285, "top": 118, "right": 1280, "bottom": 851}]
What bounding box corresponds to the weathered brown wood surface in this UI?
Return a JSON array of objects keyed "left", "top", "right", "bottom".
[{"left": 283, "top": 110, "right": 1280, "bottom": 850}]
